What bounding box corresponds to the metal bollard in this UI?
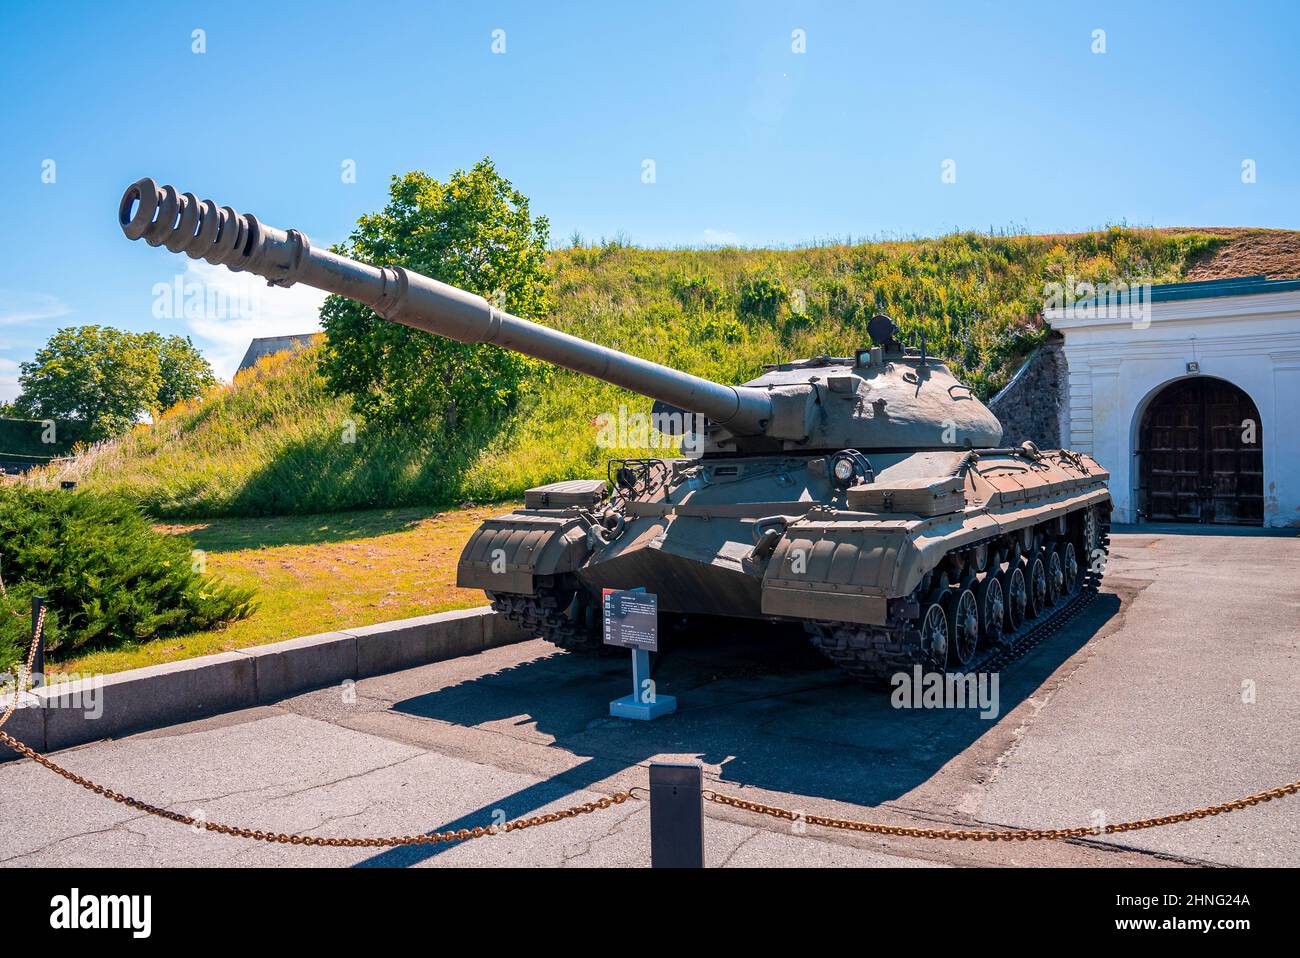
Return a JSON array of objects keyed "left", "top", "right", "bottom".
[
  {"left": 30, "top": 596, "right": 45, "bottom": 688},
  {"left": 649, "top": 762, "right": 704, "bottom": 868}
]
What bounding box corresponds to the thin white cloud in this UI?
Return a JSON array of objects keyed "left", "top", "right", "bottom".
[
  {"left": 0, "top": 357, "right": 20, "bottom": 403},
  {"left": 0, "top": 290, "right": 71, "bottom": 327},
  {"left": 173, "top": 261, "right": 328, "bottom": 380},
  {"left": 702, "top": 228, "right": 740, "bottom": 246}
]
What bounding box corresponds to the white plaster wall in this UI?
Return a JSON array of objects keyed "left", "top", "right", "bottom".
[{"left": 1050, "top": 291, "right": 1300, "bottom": 528}]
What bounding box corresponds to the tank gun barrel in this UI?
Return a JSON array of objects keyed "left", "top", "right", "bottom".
[{"left": 118, "top": 178, "right": 773, "bottom": 435}]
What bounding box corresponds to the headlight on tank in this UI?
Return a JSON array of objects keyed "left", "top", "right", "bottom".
[{"left": 828, "top": 449, "right": 875, "bottom": 489}]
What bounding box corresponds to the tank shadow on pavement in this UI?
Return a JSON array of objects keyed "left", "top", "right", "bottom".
[{"left": 359, "top": 596, "right": 1119, "bottom": 866}]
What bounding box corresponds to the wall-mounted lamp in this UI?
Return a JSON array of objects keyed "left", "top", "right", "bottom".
[{"left": 1186, "top": 361, "right": 1200, "bottom": 374}]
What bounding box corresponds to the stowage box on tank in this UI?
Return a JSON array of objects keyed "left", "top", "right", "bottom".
[{"left": 119, "top": 178, "right": 1112, "bottom": 684}]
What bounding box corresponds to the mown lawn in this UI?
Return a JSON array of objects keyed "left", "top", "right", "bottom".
[{"left": 51, "top": 503, "right": 516, "bottom": 676}]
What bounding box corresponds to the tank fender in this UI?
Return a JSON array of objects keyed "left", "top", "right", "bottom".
[
  {"left": 758, "top": 493, "right": 1108, "bottom": 626},
  {"left": 760, "top": 516, "right": 915, "bottom": 626},
  {"left": 457, "top": 510, "right": 593, "bottom": 595},
  {"left": 897, "top": 487, "right": 1111, "bottom": 592}
]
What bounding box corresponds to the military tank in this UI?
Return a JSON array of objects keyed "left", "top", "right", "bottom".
[{"left": 118, "top": 177, "right": 1112, "bottom": 683}]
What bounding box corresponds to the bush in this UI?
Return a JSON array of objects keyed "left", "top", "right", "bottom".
[
  {"left": 670, "top": 272, "right": 724, "bottom": 311},
  {"left": 0, "top": 584, "right": 62, "bottom": 676},
  {"left": 738, "top": 274, "right": 789, "bottom": 321},
  {"left": 0, "top": 487, "right": 253, "bottom": 669},
  {"left": 0, "top": 417, "right": 92, "bottom": 459}
]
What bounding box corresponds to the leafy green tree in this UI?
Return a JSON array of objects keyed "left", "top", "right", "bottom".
[
  {"left": 14, "top": 327, "right": 215, "bottom": 441},
  {"left": 16, "top": 326, "right": 162, "bottom": 441},
  {"left": 143, "top": 333, "right": 217, "bottom": 411},
  {"left": 319, "top": 158, "right": 553, "bottom": 427}
]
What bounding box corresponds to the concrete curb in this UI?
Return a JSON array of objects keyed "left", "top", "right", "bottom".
[{"left": 1, "top": 606, "right": 531, "bottom": 760}]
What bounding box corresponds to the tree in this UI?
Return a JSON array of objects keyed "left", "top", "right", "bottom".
[
  {"left": 143, "top": 333, "right": 217, "bottom": 412},
  {"left": 16, "top": 326, "right": 161, "bottom": 441},
  {"left": 14, "top": 327, "right": 215, "bottom": 441},
  {"left": 319, "top": 158, "right": 553, "bottom": 428}
]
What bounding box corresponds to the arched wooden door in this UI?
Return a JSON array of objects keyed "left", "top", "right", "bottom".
[{"left": 1138, "top": 377, "right": 1263, "bottom": 525}]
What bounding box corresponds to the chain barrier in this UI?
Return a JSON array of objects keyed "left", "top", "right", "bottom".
[
  {"left": 0, "top": 604, "right": 45, "bottom": 730},
  {"left": 1, "top": 603, "right": 1295, "bottom": 849},
  {"left": 1, "top": 607, "right": 639, "bottom": 846},
  {"left": 0, "top": 725, "right": 634, "bottom": 848},
  {"left": 703, "top": 781, "right": 1300, "bottom": 842}
]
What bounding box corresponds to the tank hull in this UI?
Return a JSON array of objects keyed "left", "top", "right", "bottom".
[{"left": 463, "top": 446, "right": 1112, "bottom": 678}]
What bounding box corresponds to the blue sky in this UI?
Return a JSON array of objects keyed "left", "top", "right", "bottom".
[{"left": 1, "top": 0, "right": 1296, "bottom": 397}]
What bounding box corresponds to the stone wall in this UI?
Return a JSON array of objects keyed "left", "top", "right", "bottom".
[{"left": 988, "top": 333, "right": 1067, "bottom": 449}]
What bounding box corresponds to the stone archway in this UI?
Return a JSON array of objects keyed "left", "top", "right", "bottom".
[{"left": 1137, "top": 376, "right": 1263, "bottom": 525}]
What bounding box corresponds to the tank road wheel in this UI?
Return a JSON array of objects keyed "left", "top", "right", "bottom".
[
  {"left": 946, "top": 587, "right": 980, "bottom": 668},
  {"left": 919, "top": 601, "right": 949, "bottom": 672},
  {"left": 976, "top": 573, "right": 1005, "bottom": 647},
  {"left": 1002, "top": 565, "right": 1027, "bottom": 632},
  {"left": 1045, "top": 548, "right": 1064, "bottom": 607},
  {"left": 1081, "top": 506, "right": 1100, "bottom": 559},
  {"left": 1026, "top": 554, "right": 1049, "bottom": 618},
  {"left": 1058, "top": 541, "right": 1081, "bottom": 596},
  {"left": 487, "top": 585, "right": 604, "bottom": 653}
]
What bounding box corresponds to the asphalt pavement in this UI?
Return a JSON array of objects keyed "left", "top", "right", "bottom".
[{"left": 1, "top": 527, "right": 1296, "bottom": 868}]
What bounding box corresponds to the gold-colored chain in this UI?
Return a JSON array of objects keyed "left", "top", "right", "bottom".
[
  {"left": 3, "top": 604, "right": 1297, "bottom": 848},
  {"left": 0, "top": 607, "right": 636, "bottom": 847},
  {"left": 0, "top": 604, "right": 45, "bottom": 730},
  {"left": 0, "top": 725, "right": 634, "bottom": 847},
  {"left": 703, "top": 781, "right": 1300, "bottom": 841}
]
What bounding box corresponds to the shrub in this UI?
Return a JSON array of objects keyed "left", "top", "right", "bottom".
[
  {"left": 0, "top": 583, "right": 62, "bottom": 676},
  {"left": 319, "top": 160, "right": 553, "bottom": 429},
  {"left": 670, "top": 272, "right": 724, "bottom": 311},
  {"left": 0, "top": 487, "right": 253, "bottom": 669},
  {"left": 738, "top": 274, "right": 789, "bottom": 321}
]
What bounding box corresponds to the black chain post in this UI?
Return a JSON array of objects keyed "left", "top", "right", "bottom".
[
  {"left": 31, "top": 596, "right": 45, "bottom": 689},
  {"left": 649, "top": 762, "right": 704, "bottom": 868}
]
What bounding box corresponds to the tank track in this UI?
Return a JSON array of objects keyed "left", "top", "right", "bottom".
[
  {"left": 488, "top": 585, "right": 604, "bottom": 652},
  {"left": 806, "top": 513, "right": 1111, "bottom": 686}
]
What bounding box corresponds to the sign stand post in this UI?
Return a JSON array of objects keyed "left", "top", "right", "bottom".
[{"left": 604, "top": 588, "right": 676, "bottom": 720}]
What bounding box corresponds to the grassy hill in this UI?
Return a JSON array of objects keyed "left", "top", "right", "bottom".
[{"left": 41, "top": 227, "right": 1237, "bottom": 518}]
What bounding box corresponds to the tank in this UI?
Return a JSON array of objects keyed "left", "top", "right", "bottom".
[{"left": 118, "top": 177, "right": 1112, "bottom": 682}]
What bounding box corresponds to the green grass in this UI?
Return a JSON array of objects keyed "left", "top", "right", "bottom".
[
  {"left": 42, "top": 228, "right": 1224, "bottom": 518},
  {"left": 54, "top": 503, "right": 511, "bottom": 675}
]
